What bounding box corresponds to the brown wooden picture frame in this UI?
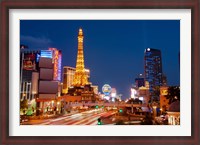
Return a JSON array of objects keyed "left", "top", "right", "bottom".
[{"left": 0, "top": 0, "right": 199, "bottom": 145}]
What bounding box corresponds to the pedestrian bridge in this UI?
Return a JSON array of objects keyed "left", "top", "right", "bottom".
[{"left": 65, "top": 102, "right": 148, "bottom": 108}]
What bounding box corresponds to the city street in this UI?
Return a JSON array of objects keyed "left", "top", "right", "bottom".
[{"left": 21, "top": 109, "right": 116, "bottom": 125}]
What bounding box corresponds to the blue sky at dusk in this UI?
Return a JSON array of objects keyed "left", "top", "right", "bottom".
[{"left": 20, "top": 20, "right": 180, "bottom": 99}]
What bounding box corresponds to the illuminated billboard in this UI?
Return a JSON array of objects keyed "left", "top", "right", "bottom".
[
  {"left": 57, "top": 51, "right": 62, "bottom": 81},
  {"left": 49, "top": 48, "right": 62, "bottom": 81},
  {"left": 160, "top": 88, "right": 168, "bottom": 95},
  {"left": 23, "top": 53, "right": 36, "bottom": 70},
  {"left": 102, "top": 84, "right": 112, "bottom": 96},
  {"left": 131, "top": 88, "right": 137, "bottom": 99},
  {"left": 41, "top": 50, "right": 52, "bottom": 58}
]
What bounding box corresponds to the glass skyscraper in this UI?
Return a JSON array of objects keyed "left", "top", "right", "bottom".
[{"left": 144, "top": 48, "right": 163, "bottom": 96}]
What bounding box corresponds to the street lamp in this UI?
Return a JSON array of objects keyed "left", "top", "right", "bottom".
[
  {"left": 153, "top": 105, "right": 157, "bottom": 118},
  {"left": 160, "top": 108, "right": 163, "bottom": 115},
  {"left": 131, "top": 101, "right": 134, "bottom": 114}
]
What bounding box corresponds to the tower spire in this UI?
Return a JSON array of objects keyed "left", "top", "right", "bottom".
[{"left": 72, "top": 28, "right": 88, "bottom": 86}]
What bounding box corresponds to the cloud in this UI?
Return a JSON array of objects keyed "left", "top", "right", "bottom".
[{"left": 20, "top": 35, "right": 52, "bottom": 48}]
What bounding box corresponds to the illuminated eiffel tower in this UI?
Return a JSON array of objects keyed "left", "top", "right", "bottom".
[{"left": 72, "top": 28, "right": 89, "bottom": 86}]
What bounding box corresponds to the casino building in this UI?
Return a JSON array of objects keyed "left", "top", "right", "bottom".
[
  {"left": 20, "top": 48, "right": 62, "bottom": 101},
  {"left": 62, "top": 66, "right": 90, "bottom": 94},
  {"left": 62, "top": 28, "right": 96, "bottom": 103},
  {"left": 20, "top": 49, "right": 40, "bottom": 101}
]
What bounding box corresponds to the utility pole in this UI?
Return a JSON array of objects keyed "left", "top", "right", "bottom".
[{"left": 131, "top": 102, "right": 133, "bottom": 114}]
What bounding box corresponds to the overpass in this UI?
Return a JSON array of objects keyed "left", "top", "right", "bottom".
[{"left": 65, "top": 102, "right": 148, "bottom": 108}]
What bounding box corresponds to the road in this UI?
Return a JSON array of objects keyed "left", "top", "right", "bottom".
[{"left": 21, "top": 109, "right": 116, "bottom": 125}]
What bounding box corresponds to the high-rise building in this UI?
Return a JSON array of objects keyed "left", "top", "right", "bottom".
[
  {"left": 20, "top": 48, "right": 62, "bottom": 101},
  {"left": 62, "top": 66, "right": 90, "bottom": 94},
  {"left": 20, "top": 49, "right": 40, "bottom": 101},
  {"left": 37, "top": 57, "right": 59, "bottom": 115},
  {"left": 72, "top": 28, "right": 89, "bottom": 86},
  {"left": 162, "top": 74, "right": 167, "bottom": 86},
  {"left": 135, "top": 74, "right": 145, "bottom": 88},
  {"left": 40, "top": 48, "right": 62, "bottom": 81},
  {"left": 144, "top": 48, "right": 163, "bottom": 94},
  {"left": 62, "top": 66, "right": 76, "bottom": 94}
]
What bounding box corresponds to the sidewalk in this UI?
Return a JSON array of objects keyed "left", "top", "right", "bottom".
[{"left": 23, "top": 110, "right": 77, "bottom": 123}]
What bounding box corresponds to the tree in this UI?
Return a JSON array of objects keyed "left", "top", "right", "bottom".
[
  {"left": 165, "top": 86, "right": 180, "bottom": 104},
  {"left": 20, "top": 99, "right": 28, "bottom": 115}
]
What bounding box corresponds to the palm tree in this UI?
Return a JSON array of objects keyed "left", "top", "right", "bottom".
[
  {"left": 165, "top": 86, "right": 180, "bottom": 104},
  {"left": 20, "top": 99, "right": 28, "bottom": 115}
]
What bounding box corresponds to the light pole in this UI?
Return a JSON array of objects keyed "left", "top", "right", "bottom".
[
  {"left": 152, "top": 105, "right": 157, "bottom": 118},
  {"left": 160, "top": 108, "right": 163, "bottom": 115},
  {"left": 131, "top": 102, "right": 133, "bottom": 114}
]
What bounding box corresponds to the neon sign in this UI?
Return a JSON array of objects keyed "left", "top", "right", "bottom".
[{"left": 49, "top": 48, "right": 62, "bottom": 81}]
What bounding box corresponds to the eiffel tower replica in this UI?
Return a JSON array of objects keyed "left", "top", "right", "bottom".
[
  {"left": 68, "top": 28, "right": 95, "bottom": 102},
  {"left": 73, "top": 28, "right": 88, "bottom": 86}
]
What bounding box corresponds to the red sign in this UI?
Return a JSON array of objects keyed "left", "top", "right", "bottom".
[{"left": 23, "top": 53, "right": 36, "bottom": 70}]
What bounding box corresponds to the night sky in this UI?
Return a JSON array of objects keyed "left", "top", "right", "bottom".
[{"left": 20, "top": 20, "right": 180, "bottom": 100}]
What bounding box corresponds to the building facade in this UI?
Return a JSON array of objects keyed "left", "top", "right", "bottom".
[
  {"left": 144, "top": 48, "right": 163, "bottom": 97},
  {"left": 40, "top": 48, "right": 62, "bottom": 81},
  {"left": 137, "top": 86, "right": 150, "bottom": 104},
  {"left": 20, "top": 49, "right": 40, "bottom": 101},
  {"left": 20, "top": 47, "right": 62, "bottom": 115},
  {"left": 160, "top": 86, "right": 169, "bottom": 113},
  {"left": 62, "top": 66, "right": 76, "bottom": 94},
  {"left": 135, "top": 74, "right": 145, "bottom": 88},
  {"left": 20, "top": 48, "right": 62, "bottom": 99},
  {"left": 167, "top": 100, "right": 180, "bottom": 125},
  {"left": 162, "top": 74, "right": 168, "bottom": 86},
  {"left": 37, "top": 57, "right": 59, "bottom": 115},
  {"left": 91, "top": 85, "right": 98, "bottom": 95},
  {"left": 135, "top": 78, "right": 145, "bottom": 88},
  {"left": 62, "top": 66, "right": 90, "bottom": 94}
]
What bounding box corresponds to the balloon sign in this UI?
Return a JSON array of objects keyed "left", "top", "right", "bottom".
[{"left": 102, "top": 84, "right": 112, "bottom": 96}]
